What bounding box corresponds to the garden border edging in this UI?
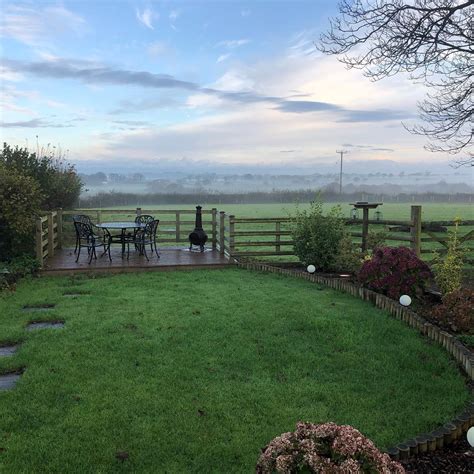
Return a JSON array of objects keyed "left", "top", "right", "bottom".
[{"left": 237, "top": 262, "right": 474, "bottom": 461}]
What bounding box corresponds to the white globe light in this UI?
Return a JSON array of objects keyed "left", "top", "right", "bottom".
[
  {"left": 399, "top": 295, "right": 412, "bottom": 306},
  {"left": 467, "top": 426, "right": 474, "bottom": 447},
  {"left": 307, "top": 265, "right": 316, "bottom": 274}
]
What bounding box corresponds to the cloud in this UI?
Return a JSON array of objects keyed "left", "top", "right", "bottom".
[
  {"left": 136, "top": 8, "right": 158, "bottom": 29},
  {"left": 216, "top": 39, "right": 250, "bottom": 49},
  {"left": 276, "top": 100, "right": 340, "bottom": 113},
  {"left": 342, "top": 143, "right": 395, "bottom": 152},
  {"left": 169, "top": 10, "right": 180, "bottom": 21},
  {"left": 4, "top": 58, "right": 199, "bottom": 91},
  {"left": 3, "top": 58, "right": 414, "bottom": 124},
  {"left": 217, "top": 54, "right": 231, "bottom": 63},
  {"left": 337, "top": 109, "right": 413, "bottom": 123},
  {"left": 1, "top": 118, "right": 74, "bottom": 128},
  {"left": 241, "top": 9, "right": 251, "bottom": 17},
  {"left": 0, "top": 4, "right": 86, "bottom": 46},
  {"left": 111, "top": 96, "right": 179, "bottom": 114},
  {"left": 112, "top": 120, "right": 152, "bottom": 126}
]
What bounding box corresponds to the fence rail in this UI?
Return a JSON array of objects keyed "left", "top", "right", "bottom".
[{"left": 35, "top": 206, "right": 474, "bottom": 267}]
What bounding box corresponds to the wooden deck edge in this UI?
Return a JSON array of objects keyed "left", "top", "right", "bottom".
[{"left": 40, "top": 262, "right": 236, "bottom": 276}]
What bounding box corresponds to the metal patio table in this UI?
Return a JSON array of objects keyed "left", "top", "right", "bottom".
[{"left": 95, "top": 222, "right": 145, "bottom": 256}]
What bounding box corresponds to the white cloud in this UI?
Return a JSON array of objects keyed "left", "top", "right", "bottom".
[
  {"left": 216, "top": 39, "right": 250, "bottom": 49},
  {"left": 169, "top": 10, "right": 180, "bottom": 21},
  {"left": 216, "top": 54, "right": 231, "bottom": 63},
  {"left": 136, "top": 8, "right": 158, "bottom": 29},
  {"left": 0, "top": 5, "right": 86, "bottom": 46}
]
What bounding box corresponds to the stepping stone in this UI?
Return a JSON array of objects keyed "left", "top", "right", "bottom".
[
  {"left": 0, "top": 345, "right": 19, "bottom": 357},
  {"left": 0, "top": 372, "right": 22, "bottom": 391},
  {"left": 23, "top": 304, "right": 55, "bottom": 312},
  {"left": 26, "top": 321, "right": 64, "bottom": 331},
  {"left": 63, "top": 292, "right": 89, "bottom": 298}
]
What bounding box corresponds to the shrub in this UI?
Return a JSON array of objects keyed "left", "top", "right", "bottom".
[
  {"left": 429, "top": 288, "right": 473, "bottom": 334},
  {"left": 0, "top": 163, "right": 43, "bottom": 259},
  {"left": 0, "top": 255, "right": 40, "bottom": 292},
  {"left": 256, "top": 421, "right": 404, "bottom": 473},
  {"left": 1, "top": 143, "right": 83, "bottom": 210},
  {"left": 431, "top": 220, "right": 464, "bottom": 295},
  {"left": 292, "top": 200, "right": 355, "bottom": 272},
  {"left": 358, "top": 247, "right": 432, "bottom": 299}
]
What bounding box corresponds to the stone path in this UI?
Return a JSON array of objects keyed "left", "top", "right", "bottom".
[
  {"left": 26, "top": 321, "right": 65, "bottom": 331},
  {"left": 0, "top": 372, "right": 22, "bottom": 391},
  {"left": 0, "top": 345, "right": 19, "bottom": 357}
]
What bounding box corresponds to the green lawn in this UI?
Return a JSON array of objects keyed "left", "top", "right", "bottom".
[{"left": 0, "top": 269, "right": 470, "bottom": 472}]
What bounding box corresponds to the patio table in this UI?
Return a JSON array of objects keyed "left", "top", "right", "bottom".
[{"left": 96, "top": 222, "right": 145, "bottom": 256}]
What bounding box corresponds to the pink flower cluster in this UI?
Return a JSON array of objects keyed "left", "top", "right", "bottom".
[
  {"left": 358, "top": 246, "right": 431, "bottom": 299},
  {"left": 256, "top": 422, "right": 405, "bottom": 473}
]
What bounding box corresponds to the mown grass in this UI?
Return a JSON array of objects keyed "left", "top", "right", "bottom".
[{"left": 0, "top": 269, "right": 471, "bottom": 472}]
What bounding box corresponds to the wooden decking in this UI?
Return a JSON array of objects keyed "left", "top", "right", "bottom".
[{"left": 41, "top": 246, "right": 234, "bottom": 275}]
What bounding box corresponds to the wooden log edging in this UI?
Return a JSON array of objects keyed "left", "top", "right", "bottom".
[{"left": 236, "top": 261, "right": 474, "bottom": 460}]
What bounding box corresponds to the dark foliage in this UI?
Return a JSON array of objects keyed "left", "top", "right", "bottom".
[
  {"left": 358, "top": 246, "right": 432, "bottom": 299},
  {"left": 429, "top": 288, "right": 474, "bottom": 334}
]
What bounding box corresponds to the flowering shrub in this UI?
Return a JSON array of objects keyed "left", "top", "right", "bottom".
[
  {"left": 358, "top": 247, "right": 432, "bottom": 299},
  {"left": 429, "top": 288, "right": 473, "bottom": 334},
  {"left": 256, "top": 421, "right": 405, "bottom": 473}
]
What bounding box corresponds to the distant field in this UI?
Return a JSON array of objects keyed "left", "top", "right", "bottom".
[{"left": 94, "top": 202, "right": 473, "bottom": 221}]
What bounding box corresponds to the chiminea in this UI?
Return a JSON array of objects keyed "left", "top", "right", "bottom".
[{"left": 189, "top": 206, "right": 208, "bottom": 252}]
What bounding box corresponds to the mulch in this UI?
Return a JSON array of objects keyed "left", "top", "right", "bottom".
[{"left": 400, "top": 437, "right": 474, "bottom": 473}]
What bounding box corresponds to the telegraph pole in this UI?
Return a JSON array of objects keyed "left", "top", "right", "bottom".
[{"left": 336, "top": 150, "right": 347, "bottom": 194}]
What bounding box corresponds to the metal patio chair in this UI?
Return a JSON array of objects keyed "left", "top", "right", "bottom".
[{"left": 74, "top": 222, "right": 112, "bottom": 264}]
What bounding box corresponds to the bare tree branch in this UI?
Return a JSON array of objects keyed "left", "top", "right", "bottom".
[{"left": 318, "top": 0, "right": 474, "bottom": 166}]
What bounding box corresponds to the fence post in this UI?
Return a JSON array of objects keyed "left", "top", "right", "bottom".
[
  {"left": 411, "top": 205, "right": 422, "bottom": 257},
  {"left": 229, "top": 215, "right": 235, "bottom": 257},
  {"left": 176, "top": 211, "right": 181, "bottom": 243},
  {"left": 48, "top": 212, "right": 55, "bottom": 257},
  {"left": 211, "top": 208, "right": 217, "bottom": 250},
  {"left": 97, "top": 210, "right": 102, "bottom": 224},
  {"left": 361, "top": 207, "right": 369, "bottom": 252},
  {"left": 219, "top": 211, "right": 225, "bottom": 255},
  {"left": 275, "top": 221, "right": 281, "bottom": 253},
  {"left": 136, "top": 207, "right": 142, "bottom": 217},
  {"left": 57, "top": 208, "right": 63, "bottom": 249},
  {"left": 36, "top": 217, "right": 43, "bottom": 267}
]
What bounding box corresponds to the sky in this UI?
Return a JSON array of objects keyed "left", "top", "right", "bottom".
[{"left": 0, "top": 0, "right": 458, "bottom": 173}]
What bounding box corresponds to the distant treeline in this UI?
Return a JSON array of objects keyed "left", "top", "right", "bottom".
[{"left": 78, "top": 190, "right": 473, "bottom": 207}]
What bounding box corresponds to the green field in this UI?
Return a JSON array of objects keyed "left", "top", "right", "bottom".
[
  {"left": 0, "top": 269, "right": 470, "bottom": 472},
  {"left": 91, "top": 202, "right": 473, "bottom": 221}
]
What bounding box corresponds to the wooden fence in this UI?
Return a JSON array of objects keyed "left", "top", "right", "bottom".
[
  {"left": 35, "top": 206, "right": 474, "bottom": 266},
  {"left": 35, "top": 210, "right": 62, "bottom": 265}
]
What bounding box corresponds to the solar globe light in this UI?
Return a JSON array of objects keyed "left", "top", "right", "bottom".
[
  {"left": 307, "top": 265, "right": 316, "bottom": 274},
  {"left": 399, "top": 295, "right": 412, "bottom": 306},
  {"left": 467, "top": 426, "right": 474, "bottom": 448}
]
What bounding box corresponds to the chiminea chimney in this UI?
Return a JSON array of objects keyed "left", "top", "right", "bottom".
[{"left": 188, "top": 205, "right": 208, "bottom": 252}]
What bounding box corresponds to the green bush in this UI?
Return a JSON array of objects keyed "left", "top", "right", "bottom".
[
  {"left": 0, "top": 255, "right": 40, "bottom": 292},
  {"left": 431, "top": 220, "right": 464, "bottom": 296},
  {"left": 1, "top": 143, "right": 83, "bottom": 210},
  {"left": 292, "top": 199, "right": 358, "bottom": 272},
  {"left": 0, "top": 163, "right": 43, "bottom": 259}
]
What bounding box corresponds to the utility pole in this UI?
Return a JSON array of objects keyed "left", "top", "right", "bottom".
[{"left": 336, "top": 150, "right": 347, "bottom": 194}]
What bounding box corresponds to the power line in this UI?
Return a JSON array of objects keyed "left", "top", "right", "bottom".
[{"left": 336, "top": 149, "right": 348, "bottom": 194}]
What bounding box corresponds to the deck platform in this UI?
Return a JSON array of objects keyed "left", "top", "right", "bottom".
[{"left": 41, "top": 246, "right": 234, "bottom": 275}]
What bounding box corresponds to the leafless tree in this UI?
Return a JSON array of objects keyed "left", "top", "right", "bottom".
[{"left": 319, "top": 0, "right": 474, "bottom": 167}]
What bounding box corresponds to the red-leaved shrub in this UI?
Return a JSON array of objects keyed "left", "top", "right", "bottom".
[
  {"left": 358, "top": 247, "right": 432, "bottom": 300},
  {"left": 429, "top": 288, "right": 474, "bottom": 334},
  {"left": 256, "top": 421, "right": 404, "bottom": 473}
]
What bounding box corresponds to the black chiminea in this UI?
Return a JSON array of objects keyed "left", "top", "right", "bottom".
[{"left": 189, "top": 206, "right": 208, "bottom": 252}]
